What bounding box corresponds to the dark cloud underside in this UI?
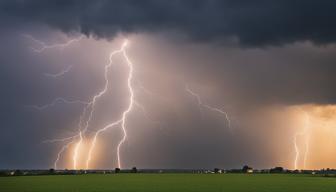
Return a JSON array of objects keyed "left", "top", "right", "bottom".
[{"left": 1, "top": 0, "right": 336, "bottom": 46}]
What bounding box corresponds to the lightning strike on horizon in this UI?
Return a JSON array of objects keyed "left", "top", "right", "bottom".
[
  {"left": 185, "top": 85, "right": 232, "bottom": 133},
  {"left": 54, "top": 140, "right": 75, "bottom": 170},
  {"left": 303, "top": 114, "right": 310, "bottom": 169},
  {"left": 72, "top": 131, "right": 83, "bottom": 170},
  {"left": 293, "top": 110, "right": 311, "bottom": 170}
]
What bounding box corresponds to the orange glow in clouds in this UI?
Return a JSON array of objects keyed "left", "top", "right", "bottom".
[{"left": 289, "top": 104, "right": 336, "bottom": 170}]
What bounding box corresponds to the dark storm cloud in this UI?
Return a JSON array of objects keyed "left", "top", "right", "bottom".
[
  {"left": 1, "top": 0, "right": 336, "bottom": 46},
  {"left": 1, "top": 1, "right": 336, "bottom": 170}
]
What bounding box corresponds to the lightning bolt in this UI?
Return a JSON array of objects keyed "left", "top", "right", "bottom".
[
  {"left": 185, "top": 85, "right": 232, "bottom": 133},
  {"left": 86, "top": 40, "right": 134, "bottom": 169},
  {"left": 73, "top": 131, "right": 83, "bottom": 170},
  {"left": 44, "top": 65, "right": 73, "bottom": 78},
  {"left": 54, "top": 140, "right": 75, "bottom": 170},
  {"left": 69, "top": 42, "right": 132, "bottom": 169},
  {"left": 293, "top": 109, "right": 311, "bottom": 170}
]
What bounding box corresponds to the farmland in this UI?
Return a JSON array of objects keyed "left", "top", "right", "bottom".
[{"left": 1, "top": 173, "right": 336, "bottom": 192}]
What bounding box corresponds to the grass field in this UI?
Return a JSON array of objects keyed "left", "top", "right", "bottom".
[{"left": 1, "top": 174, "right": 336, "bottom": 192}]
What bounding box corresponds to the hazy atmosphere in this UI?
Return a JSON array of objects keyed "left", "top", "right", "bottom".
[{"left": 1, "top": 0, "right": 336, "bottom": 170}]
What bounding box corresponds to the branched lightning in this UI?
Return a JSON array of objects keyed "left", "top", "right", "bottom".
[
  {"left": 23, "top": 34, "right": 84, "bottom": 53},
  {"left": 23, "top": 34, "right": 82, "bottom": 79},
  {"left": 26, "top": 35, "right": 160, "bottom": 170},
  {"left": 23, "top": 34, "right": 87, "bottom": 169},
  {"left": 29, "top": 39, "right": 135, "bottom": 169},
  {"left": 86, "top": 40, "right": 134, "bottom": 169},
  {"left": 293, "top": 109, "right": 311, "bottom": 170},
  {"left": 185, "top": 85, "right": 232, "bottom": 132}
]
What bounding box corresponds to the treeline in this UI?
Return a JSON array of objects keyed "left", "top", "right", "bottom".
[
  {"left": 0, "top": 167, "right": 139, "bottom": 177},
  {"left": 2, "top": 166, "right": 336, "bottom": 176}
]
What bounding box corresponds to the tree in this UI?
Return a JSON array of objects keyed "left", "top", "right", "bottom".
[
  {"left": 242, "top": 165, "right": 252, "bottom": 173},
  {"left": 0, "top": 171, "right": 8, "bottom": 177},
  {"left": 14, "top": 170, "right": 23, "bottom": 176},
  {"left": 214, "top": 168, "right": 220, "bottom": 173},
  {"left": 115, "top": 168, "right": 121, "bottom": 173},
  {"left": 49, "top": 168, "right": 55, "bottom": 175},
  {"left": 131, "top": 167, "right": 137, "bottom": 173},
  {"left": 270, "top": 167, "right": 284, "bottom": 173}
]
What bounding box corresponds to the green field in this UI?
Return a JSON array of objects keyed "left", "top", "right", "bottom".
[{"left": 1, "top": 174, "right": 336, "bottom": 192}]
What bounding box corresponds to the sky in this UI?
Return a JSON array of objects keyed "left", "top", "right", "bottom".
[{"left": 1, "top": 0, "right": 336, "bottom": 170}]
